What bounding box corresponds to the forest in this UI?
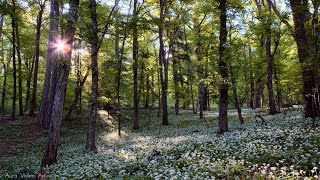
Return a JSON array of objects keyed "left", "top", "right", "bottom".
[{"left": 0, "top": 0, "right": 320, "bottom": 179}]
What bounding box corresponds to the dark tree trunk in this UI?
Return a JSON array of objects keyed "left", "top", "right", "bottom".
[
  {"left": 133, "top": 0, "right": 139, "bottom": 130},
  {"left": 37, "top": 0, "right": 59, "bottom": 128},
  {"left": 289, "top": 0, "right": 316, "bottom": 118},
  {"left": 249, "top": 47, "right": 255, "bottom": 109},
  {"left": 151, "top": 68, "right": 155, "bottom": 107},
  {"left": 11, "top": 3, "right": 17, "bottom": 119},
  {"left": 86, "top": 0, "right": 99, "bottom": 151},
  {"left": 15, "top": 23, "right": 24, "bottom": 116},
  {"left": 218, "top": 0, "right": 228, "bottom": 133},
  {"left": 183, "top": 25, "right": 195, "bottom": 114},
  {"left": 42, "top": 0, "right": 79, "bottom": 166},
  {"left": 75, "top": 39, "right": 82, "bottom": 112},
  {"left": 266, "top": 3, "right": 277, "bottom": 115},
  {"left": 196, "top": 26, "right": 204, "bottom": 119},
  {"left": 145, "top": 72, "right": 150, "bottom": 108},
  {"left": 30, "top": 1, "right": 45, "bottom": 116},
  {"left": 159, "top": 0, "right": 168, "bottom": 125},
  {"left": 25, "top": 56, "right": 35, "bottom": 112}
]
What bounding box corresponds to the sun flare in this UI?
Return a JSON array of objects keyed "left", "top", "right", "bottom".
[{"left": 53, "top": 38, "right": 71, "bottom": 54}]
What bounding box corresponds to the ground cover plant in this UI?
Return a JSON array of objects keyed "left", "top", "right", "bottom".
[{"left": 0, "top": 108, "right": 319, "bottom": 179}]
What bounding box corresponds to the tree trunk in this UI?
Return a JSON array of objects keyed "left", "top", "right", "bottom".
[
  {"left": 196, "top": 26, "right": 204, "bottom": 119},
  {"left": 289, "top": 0, "right": 316, "bottom": 118},
  {"left": 42, "top": 0, "right": 79, "bottom": 166},
  {"left": 266, "top": 2, "right": 277, "bottom": 115},
  {"left": 218, "top": 0, "right": 228, "bottom": 133},
  {"left": 37, "top": 0, "right": 59, "bottom": 127},
  {"left": 0, "top": 68, "right": 7, "bottom": 116},
  {"left": 24, "top": 56, "right": 35, "bottom": 112},
  {"left": 145, "top": 72, "right": 150, "bottom": 108},
  {"left": 30, "top": 2, "right": 45, "bottom": 115},
  {"left": 133, "top": 0, "right": 139, "bottom": 130},
  {"left": 183, "top": 25, "right": 195, "bottom": 114},
  {"left": 159, "top": 0, "right": 168, "bottom": 125},
  {"left": 11, "top": 3, "right": 17, "bottom": 119},
  {"left": 15, "top": 23, "right": 24, "bottom": 116},
  {"left": 86, "top": 0, "right": 99, "bottom": 151}
]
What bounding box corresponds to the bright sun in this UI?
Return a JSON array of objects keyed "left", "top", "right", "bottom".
[{"left": 54, "top": 38, "right": 71, "bottom": 54}]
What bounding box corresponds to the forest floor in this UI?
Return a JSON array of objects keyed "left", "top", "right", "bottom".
[{"left": 0, "top": 108, "right": 319, "bottom": 179}]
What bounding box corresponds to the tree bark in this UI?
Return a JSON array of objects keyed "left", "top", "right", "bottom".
[
  {"left": 289, "top": 0, "right": 317, "bottom": 118},
  {"left": 24, "top": 56, "right": 35, "bottom": 112},
  {"left": 184, "top": 25, "right": 196, "bottom": 114},
  {"left": 42, "top": 0, "right": 79, "bottom": 166},
  {"left": 15, "top": 23, "right": 24, "bottom": 116},
  {"left": 218, "top": 0, "right": 228, "bottom": 133},
  {"left": 30, "top": 1, "right": 45, "bottom": 116},
  {"left": 159, "top": 0, "right": 168, "bottom": 125},
  {"left": 37, "top": 0, "right": 59, "bottom": 128},
  {"left": 11, "top": 1, "right": 17, "bottom": 119},
  {"left": 86, "top": 0, "right": 99, "bottom": 151},
  {"left": 132, "top": 0, "right": 139, "bottom": 129},
  {"left": 265, "top": 2, "right": 277, "bottom": 115},
  {"left": 196, "top": 25, "right": 204, "bottom": 119}
]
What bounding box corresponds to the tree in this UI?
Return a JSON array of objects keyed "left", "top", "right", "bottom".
[
  {"left": 11, "top": 0, "right": 17, "bottom": 120},
  {"left": 42, "top": 0, "right": 80, "bottom": 166},
  {"left": 288, "top": 0, "right": 318, "bottom": 118},
  {"left": 159, "top": 0, "right": 168, "bottom": 125},
  {"left": 133, "top": 0, "right": 139, "bottom": 129},
  {"left": 217, "top": 0, "right": 228, "bottom": 133},
  {"left": 37, "top": 0, "right": 59, "bottom": 128},
  {"left": 29, "top": 0, "right": 46, "bottom": 116}
]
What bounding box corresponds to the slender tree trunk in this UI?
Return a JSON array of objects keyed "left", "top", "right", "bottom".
[
  {"left": 11, "top": 4, "right": 17, "bottom": 119},
  {"left": 151, "top": 68, "right": 155, "bottom": 107},
  {"left": 159, "top": 0, "right": 168, "bottom": 125},
  {"left": 145, "top": 72, "right": 150, "bottom": 108},
  {"left": 86, "top": 0, "right": 99, "bottom": 151},
  {"left": 266, "top": 2, "right": 277, "bottom": 115},
  {"left": 218, "top": 0, "right": 228, "bottom": 133},
  {"left": 196, "top": 26, "right": 204, "bottom": 119},
  {"left": 157, "top": 60, "right": 162, "bottom": 117},
  {"left": 132, "top": 0, "right": 139, "bottom": 129},
  {"left": 37, "top": 0, "right": 59, "bottom": 127},
  {"left": 25, "top": 56, "right": 35, "bottom": 112},
  {"left": 30, "top": 2, "right": 45, "bottom": 115},
  {"left": 249, "top": 46, "right": 254, "bottom": 109},
  {"left": 183, "top": 25, "right": 195, "bottom": 113},
  {"left": 42, "top": 0, "right": 79, "bottom": 166},
  {"left": 15, "top": 24, "right": 24, "bottom": 116}
]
